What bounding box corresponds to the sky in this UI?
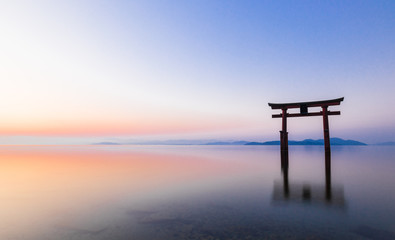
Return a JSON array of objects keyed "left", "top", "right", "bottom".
[{"left": 0, "top": 0, "right": 394, "bottom": 144}]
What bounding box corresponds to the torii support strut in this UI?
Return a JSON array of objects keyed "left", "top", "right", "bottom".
[{"left": 268, "top": 97, "right": 344, "bottom": 158}]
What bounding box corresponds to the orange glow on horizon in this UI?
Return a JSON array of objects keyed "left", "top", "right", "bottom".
[
  {"left": 0, "top": 110, "right": 251, "bottom": 136},
  {"left": 0, "top": 117, "right": 247, "bottom": 136}
]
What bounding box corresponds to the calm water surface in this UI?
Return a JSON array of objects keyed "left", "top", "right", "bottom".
[{"left": 0, "top": 145, "right": 394, "bottom": 240}]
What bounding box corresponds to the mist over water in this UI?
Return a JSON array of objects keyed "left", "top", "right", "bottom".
[{"left": 0, "top": 145, "right": 394, "bottom": 239}]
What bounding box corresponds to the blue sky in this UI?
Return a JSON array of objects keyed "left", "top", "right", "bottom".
[{"left": 0, "top": 1, "right": 394, "bottom": 144}]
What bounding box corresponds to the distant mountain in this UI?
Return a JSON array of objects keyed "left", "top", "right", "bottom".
[
  {"left": 91, "top": 138, "right": 366, "bottom": 146},
  {"left": 134, "top": 139, "right": 212, "bottom": 145},
  {"left": 205, "top": 141, "right": 250, "bottom": 145},
  {"left": 330, "top": 138, "right": 367, "bottom": 145},
  {"left": 245, "top": 138, "right": 366, "bottom": 146},
  {"left": 92, "top": 139, "right": 230, "bottom": 145},
  {"left": 246, "top": 141, "right": 279, "bottom": 145},
  {"left": 93, "top": 142, "right": 122, "bottom": 145}
]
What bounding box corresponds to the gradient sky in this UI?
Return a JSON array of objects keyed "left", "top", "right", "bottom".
[{"left": 1, "top": 0, "right": 394, "bottom": 144}]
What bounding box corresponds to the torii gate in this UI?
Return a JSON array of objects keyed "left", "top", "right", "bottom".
[{"left": 268, "top": 97, "right": 344, "bottom": 159}]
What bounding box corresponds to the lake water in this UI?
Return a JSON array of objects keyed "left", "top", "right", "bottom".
[{"left": 0, "top": 145, "right": 394, "bottom": 240}]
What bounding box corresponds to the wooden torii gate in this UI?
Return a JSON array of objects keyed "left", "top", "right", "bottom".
[{"left": 268, "top": 97, "right": 344, "bottom": 159}]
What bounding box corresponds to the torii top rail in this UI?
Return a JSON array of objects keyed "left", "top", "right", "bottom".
[{"left": 268, "top": 97, "right": 344, "bottom": 156}]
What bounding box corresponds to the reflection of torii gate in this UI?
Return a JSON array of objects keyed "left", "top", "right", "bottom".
[{"left": 268, "top": 97, "right": 344, "bottom": 159}]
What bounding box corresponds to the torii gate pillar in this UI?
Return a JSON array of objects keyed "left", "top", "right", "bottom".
[
  {"left": 322, "top": 106, "right": 330, "bottom": 153},
  {"left": 280, "top": 108, "right": 288, "bottom": 161},
  {"left": 269, "top": 97, "right": 344, "bottom": 158},
  {"left": 280, "top": 108, "right": 288, "bottom": 167}
]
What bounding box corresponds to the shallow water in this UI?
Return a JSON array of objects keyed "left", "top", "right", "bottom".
[{"left": 0, "top": 145, "right": 394, "bottom": 239}]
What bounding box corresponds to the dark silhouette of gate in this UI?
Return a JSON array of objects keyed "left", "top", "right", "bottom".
[
  {"left": 269, "top": 97, "right": 344, "bottom": 204},
  {"left": 268, "top": 97, "right": 344, "bottom": 160}
]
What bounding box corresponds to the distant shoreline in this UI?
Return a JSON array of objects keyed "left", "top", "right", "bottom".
[{"left": 93, "top": 137, "right": 375, "bottom": 146}]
